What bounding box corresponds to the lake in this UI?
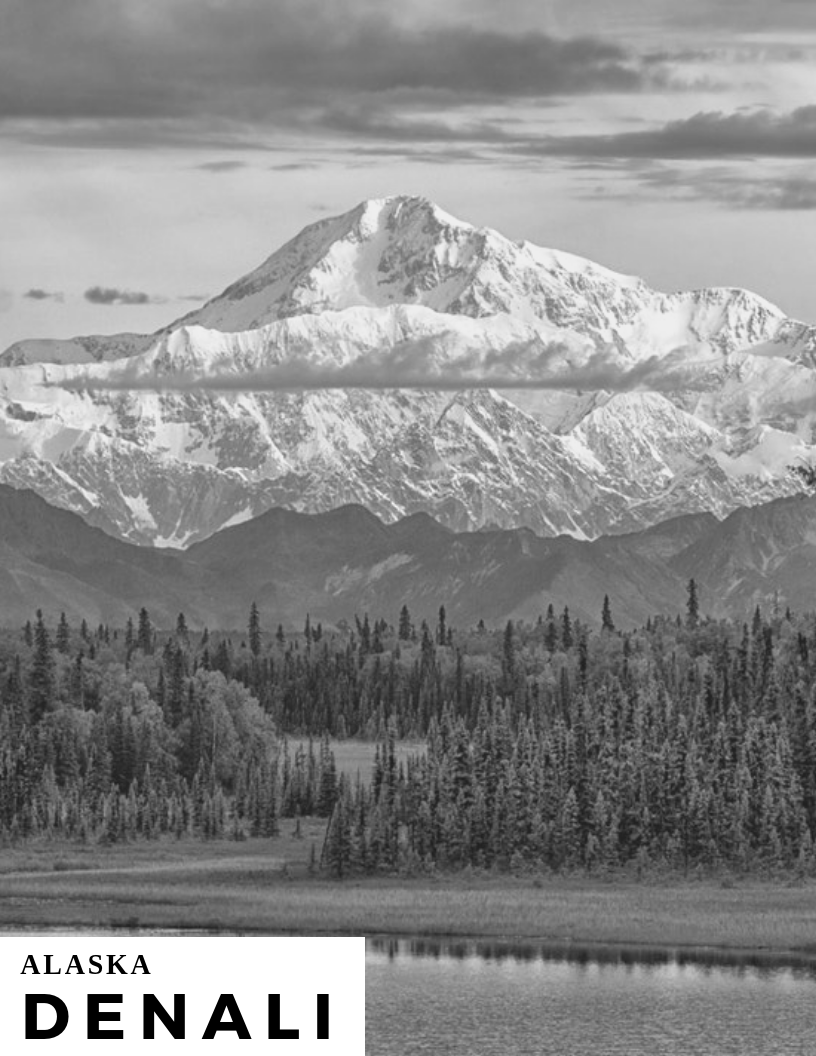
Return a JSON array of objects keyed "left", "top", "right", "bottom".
[{"left": 366, "top": 938, "right": 816, "bottom": 1055}]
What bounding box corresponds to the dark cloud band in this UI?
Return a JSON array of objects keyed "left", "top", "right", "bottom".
[
  {"left": 84, "top": 286, "right": 157, "bottom": 306},
  {"left": 24, "top": 288, "right": 64, "bottom": 302},
  {"left": 57, "top": 339, "right": 714, "bottom": 395},
  {"left": 522, "top": 106, "right": 816, "bottom": 160},
  {"left": 0, "top": 0, "right": 653, "bottom": 126}
]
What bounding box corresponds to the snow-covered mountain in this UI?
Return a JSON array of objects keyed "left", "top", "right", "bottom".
[{"left": 1, "top": 195, "right": 815, "bottom": 545}]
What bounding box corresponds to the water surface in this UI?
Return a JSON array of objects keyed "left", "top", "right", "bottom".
[{"left": 366, "top": 938, "right": 816, "bottom": 1055}]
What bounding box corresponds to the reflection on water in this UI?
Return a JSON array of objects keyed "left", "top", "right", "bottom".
[{"left": 366, "top": 938, "right": 816, "bottom": 1056}]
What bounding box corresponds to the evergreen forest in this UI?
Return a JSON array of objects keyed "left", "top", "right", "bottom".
[{"left": 3, "top": 586, "right": 816, "bottom": 878}]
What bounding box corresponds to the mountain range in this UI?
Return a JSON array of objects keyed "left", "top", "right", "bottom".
[
  {"left": 2, "top": 482, "right": 814, "bottom": 630},
  {"left": 1, "top": 196, "right": 815, "bottom": 547}
]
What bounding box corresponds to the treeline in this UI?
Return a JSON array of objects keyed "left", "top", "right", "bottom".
[
  {"left": 5, "top": 592, "right": 816, "bottom": 877},
  {"left": 0, "top": 610, "right": 340, "bottom": 843},
  {"left": 320, "top": 592, "right": 816, "bottom": 876}
]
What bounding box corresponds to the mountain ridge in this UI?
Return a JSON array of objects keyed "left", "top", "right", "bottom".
[
  {"left": 1, "top": 195, "right": 814, "bottom": 546},
  {"left": 2, "top": 483, "right": 815, "bottom": 630}
]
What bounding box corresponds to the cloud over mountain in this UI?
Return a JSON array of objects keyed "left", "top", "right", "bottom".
[
  {"left": 62, "top": 341, "right": 713, "bottom": 395},
  {"left": 24, "top": 288, "right": 64, "bottom": 302},
  {"left": 84, "top": 286, "right": 159, "bottom": 306}
]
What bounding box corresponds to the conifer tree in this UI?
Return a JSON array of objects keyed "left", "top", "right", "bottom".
[
  {"left": 561, "top": 607, "right": 573, "bottom": 649},
  {"left": 437, "top": 606, "right": 447, "bottom": 646},
  {"left": 176, "top": 612, "right": 190, "bottom": 647},
  {"left": 317, "top": 735, "right": 338, "bottom": 817},
  {"left": 55, "top": 612, "right": 70, "bottom": 654},
  {"left": 686, "top": 579, "right": 699, "bottom": 629},
  {"left": 248, "top": 602, "right": 261, "bottom": 657},
  {"left": 502, "top": 620, "right": 516, "bottom": 687},
  {"left": 29, "top": 610, "right": 54, "bottom": 724},
  {"left": 398, "top": 605, "right": 412, "bottom": 641},
  {"left": 136, "top": 608, "right": 153, "bottom": 654}
]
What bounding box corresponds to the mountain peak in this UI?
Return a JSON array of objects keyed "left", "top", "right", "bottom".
[
  {"left": 168, "top": 193, "right": 631, "bottom": 334},
  {"left": 347, "top": 195, "right": 464, "bottom": 235}
]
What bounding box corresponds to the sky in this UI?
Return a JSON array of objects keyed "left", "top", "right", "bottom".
[{"left": 3, "top": 0, "right": 816, "bottom": 350}]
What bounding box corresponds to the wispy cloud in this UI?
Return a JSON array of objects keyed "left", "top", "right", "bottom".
[
  {"left": 24, "top": 288, "right": 64, "bottom": 302},
  {"left": 84, "top": 286, "right": 161, "bottom": 306},
  {"left": 642, "top": 166, "right": 816, "bottom": 210},
  {"left": 58, "top": 337, "right": 715, "bottom": 394},
  {"left": 195, "top": 160, "right": 248, "bottom": 173},
  {"left": 522, "top": 106, "right": 816, "bottom": 160},
  {"left": 317, "top": 102, "right": 514, "bottom": 144},
  {"left": 269, "top": 161, "right": 321, "bottom": 172},
  {"left": 581, "top": 159, "right": 816, "bottom": 211}
]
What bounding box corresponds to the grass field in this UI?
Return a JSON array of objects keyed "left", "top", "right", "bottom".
[
  {"left": 287, "top": 739, "right": 425, "bottom": 781},
  {"left": 3, "top": 829, "right": 816, "bottom": 960}
]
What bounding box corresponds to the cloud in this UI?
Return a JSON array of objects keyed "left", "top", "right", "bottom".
[
  {"left": 4, "top": 118, "right": 275, "bottom": 152},
  {"left": 317, "top": 102, "right": 514, "bottom": 144},
  {"left": 587, "top": 160, "right": 816, "bottom": 211},
  {"left": 84, "top": 286, "right": 159, "bottom": 306},
  {"left": 195, "top": 160, "right": 248, "bottom": 173},
  {"left": 269, "top": 162, "right": 320, "bottom": 171},
  {"left": 653, "top": 168, "right": 816, "bottom": 210},
  {"left": 726, "top": 176, "right": 816, "bottom": 209},
  {"left": 0, "top": 0, "right": 656, "bottom": 130},
  {"left": 58, "top": 336, "right": 715, "bottom": 395},
  {"left": 24, "top": 288, "right": 64, "bottom": 302},
  {"left": 524, "top": 106, "right": 816, "bottom": 160}
]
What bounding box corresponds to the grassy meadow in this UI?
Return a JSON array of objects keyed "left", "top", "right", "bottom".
[
  {"left": 3, "top": 827, "right": 816, "bottom": 960},
  {"left": 287, "top": 738, "right": 425, "bottom": 781},
  {"left": 3, "top": 741, "right": 816, "bottom": 959}
]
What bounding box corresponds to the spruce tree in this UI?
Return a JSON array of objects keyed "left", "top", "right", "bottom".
[
  {"left": 502, "top": 620, "right": 515, "bottom": 685},
  {"left": 561, "top": 607, "right": 573, "bottom": 649},
  {"left": 248, "top": 602, "right": 261, "bottom": 657},
  {"left": 55, "top": 612, "right": 70, "bottom": 654},
  {"left": 136, "top": 607, "right": 153, "bottom": 654},
  {"left": 437, "top": 605, "right": 447, "bottom": 646},
  {"left": 317, "top": 735, "right": 338, "bottom": 817},
  {"left": 29, "top": 610, "right": 54, "bottom": 724},
  {"left": 686, "top": 579, "right": 699, "bottom": 629},
  {"left": 176, "top": 611, "right": 190, "bottom": 647},
  {"left": 398, "top": 605, "right": 412, "bottom": 641}
]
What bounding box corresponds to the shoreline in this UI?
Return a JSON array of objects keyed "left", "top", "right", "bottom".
[
  {"left": 3, "top": 837, "right": 816, "bottom": 968},
  {"left": 3, "top": 921, "right": 816, "bottom": 974}
]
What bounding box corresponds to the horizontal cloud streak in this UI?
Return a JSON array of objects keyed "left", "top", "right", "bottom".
[
  {"left": 24, "top": 288, "right": 64, "bottom": 302},
  {"left": 195, "top": 160, "right": 248, "bottom": 173},
  {"left": 58, "top": 339, "right": 714, "bottom": 395},
  {"left": 639, "top": 165, "right": 816, "bottom": 210},
  {"left": 527, "top": 106, "right": 816, "bottom": 160},
  {"left": 84, "top": 286, "right": 159, "bottom": 306},
  {"left": 318, "top": 102, "right": 514, "bottom": 144}
]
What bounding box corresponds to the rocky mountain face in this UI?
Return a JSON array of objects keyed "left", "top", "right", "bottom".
[
  {"left": 1, "top": 195, "right": 815, "bottom": 545},
  {"left": 3, "top": 483, "right": 814, "bottom": 629}
]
